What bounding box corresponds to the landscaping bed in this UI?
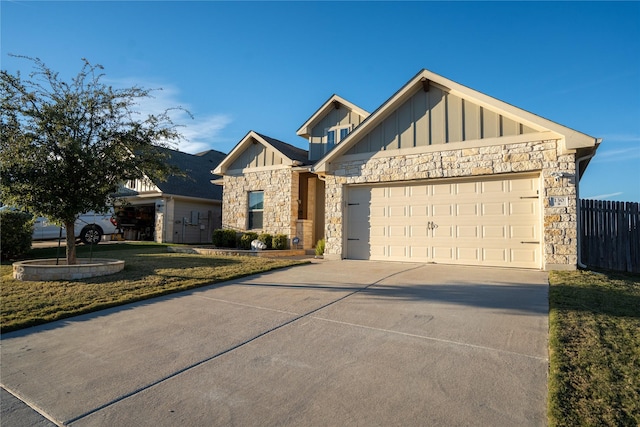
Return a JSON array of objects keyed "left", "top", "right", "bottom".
[{"left": 167, "top": 245, "right": 307, "bottom": 258}]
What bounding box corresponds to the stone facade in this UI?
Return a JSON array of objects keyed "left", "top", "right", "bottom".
[
  {"left": 221, "top": 168, "right": 298, "bottom": 240},
  {"left": 323, "top": 139, "right": 578, "bottom": 269}
]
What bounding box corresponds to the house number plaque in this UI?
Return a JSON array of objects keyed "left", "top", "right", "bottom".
[{"left": 549, "top": 196, "right": 569, "bottom": 207}]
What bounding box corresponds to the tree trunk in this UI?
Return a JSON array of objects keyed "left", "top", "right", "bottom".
[{"left": 64, "top": 219, "right": 77, "bottom": 265}]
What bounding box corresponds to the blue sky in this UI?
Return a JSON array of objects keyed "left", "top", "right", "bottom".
[{"left": 2, "top": 1, "right": 639, "bottom": 202}]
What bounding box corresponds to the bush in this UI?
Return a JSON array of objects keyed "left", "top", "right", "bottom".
[
  {"left": 315, "top": 238, "right": 325, "bottom": 256},
  {"left": 238, "top": 232, "right": 259, "bottom": 250},
  {"left": 272, "top": 234, "right": 288, "bottom": 250},
  {"left": 212, "top": 229, "right": 238, "bottom": 248},
  {"left": 1, "top": 210, "right": 34, "bottom": 260},
  {"left": 258, "top": 233, "right": 273, "bottom": 249}
]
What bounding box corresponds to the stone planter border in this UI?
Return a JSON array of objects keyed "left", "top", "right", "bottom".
[
  {"left": 167, "top": 246, "right": 306, "bottom": 258},
  {"left": 12, "top": 258, "right": 125, "bottom": 281}
]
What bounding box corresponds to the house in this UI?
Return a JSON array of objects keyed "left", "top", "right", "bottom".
[
  {"left": 117, "top": 147, "right": 226, "bottom": 243},
  {"left": 214, "top": 69, "right": 600, "bottom": 270}
]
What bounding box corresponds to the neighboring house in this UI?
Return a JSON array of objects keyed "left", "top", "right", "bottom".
[
  {"left": 214, "top": 69, "right": 600, "bottom": 270},
  {"left": 118, "top": 147, "right": 226, "bottom": 244}
]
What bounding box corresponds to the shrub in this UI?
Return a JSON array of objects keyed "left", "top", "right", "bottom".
[
  {"left": 0, "top": 210, "right": 34, "bottom": 260},
  {"left": 239, "top": 232, "right": 259, "bottom": 250},
  {"left": 315, "top": 238, "right": 325, "bottom": 256},
  {"left": 212, "top": 229, "right": 238, "bottom": 248},
  {"left": 258, "top": 233, "right": 273, "bottom": 249},
  {"left": 272, "top": 234, "right": 288, "bottom": 250}
]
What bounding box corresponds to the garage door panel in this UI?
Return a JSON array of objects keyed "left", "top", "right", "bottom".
[
  {"left": 388, "top": 186, "right": 408, "bottom": 198},
  {"left": 408, "top": 185, "right": 428, "bottom": 197},
  {"left": 410, "top": 205, "right": 429, "bottom": 217},
  {"left": 433, "top": 225, "right": 454, "bottom": 238},
  {"left": 388, "top": 245, "right": 407, "bottom": 258},
  {"left": 510, "top": 201, "right": 538, "bottom": 215},
  {"left": 481, "top": 180, "right": 506, "bottom": 194},
  {"left": 388, "top": 206, "right": 407, "bottom": 217},
  {"left": 457, "top": 225, "right": 479, "bottom": 238},
  {"left": 370, "top": 226, "right": 386, "bottom": 238},
  {"left": 432, "top": 184, "right": 454, "bottom": 196},
  {"left": 457, "top": 203, "right": 479, "bottom": 216},
  {"left": 410, "top": 246, "right": 429, "bottom": 260},
  {"left": 511, "top": 225, "right": 538, "bottom": 239},
  {"left": 432, "top": 246, "right": 454, "bottom": 261},
  {"left": 457, "top": 247, "right": 480, "bottom": 262},
  {"left": 346, "top": 175, "right": 541, "bottom": 268},
  {"left": 482, "top": 202, "right": 506, "bottom": 216},
  {"left": 388, "top": 226, "right": 407, "bottom": 237},
  {"left": 510, "top": 177, "right": 538, "bottom": 192},
  {"left": 410, "top": 225, "right": 429, "bottom": 237},
  {"left": 370, "top": 246, "right": 386, "bottom": 259},
  {"left": 511, "top": 248, "right": 539, "bottom": 266},
  {"left": 371, "top": 206, "right": 386, "bottom": 218},
  {"left": 432, "top": 204, "right": 454, "bottom": 216},
  {"left": 457, "top": 182, "right": 479, "bottom": 194},
  {"left": 371, "top": 187, "right": 386, "bottom": 198},
  {"left": 483, "top": 225, "right": 507, "bottom": 238},
  {"left": 483, "top": 248, "right": 508, "bottom": 263}
]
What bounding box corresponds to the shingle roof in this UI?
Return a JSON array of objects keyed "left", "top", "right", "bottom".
[
  {"left": 253, "top": 132, "right": 309, "bottom": 164},
  {"left": 154, "top": 147, "right": 226, "bottom": 200}
]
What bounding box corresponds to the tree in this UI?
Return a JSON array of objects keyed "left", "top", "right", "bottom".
[{"left": 1, "top": 55, "right": 185, "bottom": 264}]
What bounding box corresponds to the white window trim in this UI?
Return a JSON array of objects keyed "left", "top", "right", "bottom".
[
  {"left": 324, "top": 125, "right": 352, "bottom": 153},
  {"left": 247, "top": 190, "right": 264, "bottom": 230}
]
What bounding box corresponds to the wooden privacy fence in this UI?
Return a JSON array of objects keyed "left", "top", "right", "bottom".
[{"left": 580, "top": 199, "right": 640, "bottom": 273}]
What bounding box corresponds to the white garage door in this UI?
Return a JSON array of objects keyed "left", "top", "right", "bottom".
[{"left": 346, "top": 175, "right": 541, "bottom": 268}]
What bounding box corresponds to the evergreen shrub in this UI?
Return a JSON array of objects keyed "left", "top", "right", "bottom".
[{"left": 1, "top": 210, "right": 34, "bottom": 260}]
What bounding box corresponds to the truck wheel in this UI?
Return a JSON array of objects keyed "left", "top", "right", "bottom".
[{"left": 80, "top": 225, "right": 103, "bottom": 245}]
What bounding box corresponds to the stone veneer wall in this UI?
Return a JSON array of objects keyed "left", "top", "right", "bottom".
[
  {"left": 222, "top": 168, "right": 297, "bottom": 239},
  {"left": 323, "top": 139, "right": 578, "bottom": 269}
]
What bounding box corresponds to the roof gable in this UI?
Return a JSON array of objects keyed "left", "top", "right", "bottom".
[
  {"left": 213, "top": 131, "right": 309, "bottom": 175},
  {"left": 313, "top": 69, "right": 600, "bottom": 172},
  {"left": 296, "top": 94, "right": 370, "bottom": 139}
]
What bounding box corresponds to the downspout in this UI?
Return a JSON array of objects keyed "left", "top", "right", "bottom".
[{"left": 575, "top": 142, "right": 600, "bottom": 268}]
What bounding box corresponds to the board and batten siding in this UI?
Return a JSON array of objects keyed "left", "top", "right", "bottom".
[
  {"left": 309, "top": 107, "right": 367, "bottom": 161},
  {"left": 346, "top": 86, "right": 538, "bottom": 155},
  {"left": 228, "top": 138, "right": 287, "bottom": 170}
]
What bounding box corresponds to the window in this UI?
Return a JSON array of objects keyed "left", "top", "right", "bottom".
[
  {"left": 325, "top": 125, "right": 352, "bottom": 152},
  {"left": 248, "top": 191, "right": 264, "bottom": 229}
]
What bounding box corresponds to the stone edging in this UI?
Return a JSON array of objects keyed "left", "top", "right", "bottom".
[
  {"left": 12, "top": 258, "right": 125, "bottom": 281},
  {"left": 167, "top": 246, "right": 307, "bottom": 258}
]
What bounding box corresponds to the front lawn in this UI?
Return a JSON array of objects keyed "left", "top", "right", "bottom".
[
  {"left": 1, "top": 243, "right": 307, "bottom": 333},
  {"left": 548, "top": 269, "right": 640, "bottom": 426}
]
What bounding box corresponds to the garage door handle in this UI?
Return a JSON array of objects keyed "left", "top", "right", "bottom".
[{"left": 520, "top": 241, "right": 540, "bottom": 244}]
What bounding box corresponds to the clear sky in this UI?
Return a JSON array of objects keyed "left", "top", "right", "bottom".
[{"left": 2, "top": 1, "right": 639, "bottom": 202}]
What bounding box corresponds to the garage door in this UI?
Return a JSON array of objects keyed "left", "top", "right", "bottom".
[{"left": 346, "top": 175, "right": 541, "bottom": 268}]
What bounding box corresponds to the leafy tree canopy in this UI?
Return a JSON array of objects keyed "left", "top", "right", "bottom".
[{"left": 1, "top": 55, "right": 187, "bottom": 263}]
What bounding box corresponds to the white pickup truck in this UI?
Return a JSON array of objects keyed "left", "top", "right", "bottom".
[{"left": 32, "top": 211, "right": 119, "bottom": 244}]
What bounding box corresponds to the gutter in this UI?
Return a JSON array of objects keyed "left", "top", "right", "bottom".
[{"left": 575, "top": 140, "right": 601, "bottom": 269}]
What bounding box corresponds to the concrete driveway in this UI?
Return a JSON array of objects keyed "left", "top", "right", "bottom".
[{"left": 1, "top": 261, "right": 549, "bottom": 426}]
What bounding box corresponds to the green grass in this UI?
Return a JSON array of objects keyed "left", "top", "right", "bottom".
[
  {"left": 1, "top": 243, "right": 307, "bottom": 333},
  {"left": 548, "top": 269, "right": 640, "bottom": 426}
]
